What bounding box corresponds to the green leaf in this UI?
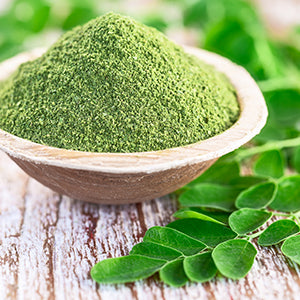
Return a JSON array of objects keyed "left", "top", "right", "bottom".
[
  {"left": 270, "top": 175, "right": 300, "bottom": 212},
  {"left": 229, "top": 208, "right": 272, "bottom": 235},
  {"left": 130, "top": 242, "right": 182, "bottom": 261},
  {"left": 258, "top": 220, "right": 299, "bottom": 246},
  {"left": 183, "top": 252, "right": 217, "bottom": 282},
  {"left": 229, "top": 176, "right": 267, "bottom": 189},
  {"left": 281, "top": 235, "right": 300, "bottom": 265},
  {"left": 293, "top": 146, "right": 300, "bottom": 173},
  {"left": 167, "top": 219, "right": 237, "bottom": 247},
  {"left": 235, "top": 182, "right": 277, "bottom": 209},
  {"left": 266, "top": 89, "right": 300, "bottom": 127},
  {"left": 179, "top": 184, "right": 242, "bottom": 212},
  {"left": 212, "top": 239, "right": 257, "bottom": 279},
  {"left": 159, "top": 258, "right": 188, "bottom": 287},
  {"left": 253, "top": 150, "right": 285, "bottom": 179},
  {"left": 188, "top": 160, "right": 240, "bottom": 186},
  {"left": 143, "top": 226, "right": 206, "bottom": 256},
  {"left": 173, "top": 207, "right": 229, "bottom": 225},
  {"left": 91, "top": 255, "right": 166, "bottom": 284}
]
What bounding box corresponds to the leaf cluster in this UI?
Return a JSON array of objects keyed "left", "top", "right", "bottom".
[{"left": 91, "top": 155, "right": 300, "bottom": 286}]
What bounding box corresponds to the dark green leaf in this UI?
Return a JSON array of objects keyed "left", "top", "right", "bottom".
[
  {"left": 229, "top": 208, "right": 272, "bottom": 235},
  {"left": 281, "top": 235, "right": 300, "bottom": 265},
  {"left": 229, "top": 176, "right": 267, "bottom": 189},
  {"left": 183, "top": 252, "right": 217, "bottom": 282},
  {"left": 130, "top": 242, "right": 182, "bottom": 261},
  {"left": 187, "top": 161, "right": 240, "bottom": 186},
  {"left": 258, "top": 220, "right": 299, "bottom": 246},
  {"left": 253, "top": 150, "right": 285, "bottom": 179},
  {"left": 91, "top": 255, "right": 166, "bottom": 284},
  {"left": 159, "top": 258, "right": 188, "bottom": 287},
  {"left": 179, "top": 184, "right": 242, "bottom": 212},
  {"left": 235, "top": 182, "right": 277, "bottom": 209},
  {"left": 167, "top": 219, "right": 237, "bottom": 247},
  {"left": 270, "top": 175, "right": 300, "bottom": 212},
  {"left": 173, "top": 207, "right": 229, "bottom": 225},
  {"left": 143, "top": 226, "right": 206, "bottom": 256},
  {"left": 212, "top": 239, "right": 257, "bottom": 279}
]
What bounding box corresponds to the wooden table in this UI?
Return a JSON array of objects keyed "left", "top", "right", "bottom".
[{"left": 1, "top": 151, "right": 300, "bottom": 300}]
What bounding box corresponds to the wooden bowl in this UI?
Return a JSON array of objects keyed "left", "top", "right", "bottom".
[{"left": 0, "top": 47, "right": 267, "bottom": 204}]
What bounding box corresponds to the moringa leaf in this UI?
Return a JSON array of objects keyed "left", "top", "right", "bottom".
[
  {"left": 258, "top": 219, "right": 299, "bottom": 246},
  {"left": 281, "top": 235, "right": 300, "bottom": 265},
  {"left": 130, "top": 242, "right": 182, "bottom": 261},
  {"left": 212, "top": 239, "right": 257, "bottom": 279},
  {"left": 183, "top": 252, "right": 217, "bottom": 282},
  {"left": 270, "top": 175, "right": 300, "bottom": 212},
  {"left": 143, "top": 226, "right": 206, "bottom": 256},
  {"left": 229, "top": 176, "right": 267, "bottom": 189},
  {"left": 235, "top": 182, "right": 277, "bottom": 209},
  {"left": 187, "top": 160, "right": 240, "bottom": 186},
  {"left": 90, "top": 255, "right": 166, "bottom": 284},
  {"left": 159, "top": 258, "right": 188, "bottom": 287},
  {"left": 179, "top": 183, "right": 242, "bottom": 212},
  {"left": 167, "top": 218, "right": 237, "bottom": 247},
  {"left": 253, "top": 150, "right": 285, "bottom": 179},
  {"left": 173, "top": 207, "right": 229, "bottom": 225},
  {"left": 229, "top": 208, "right": 272, "bottom": 235}
]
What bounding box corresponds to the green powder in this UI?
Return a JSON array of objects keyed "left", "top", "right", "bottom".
[{"left": 0, "top": 12, "right": 239, "bottom": 153}]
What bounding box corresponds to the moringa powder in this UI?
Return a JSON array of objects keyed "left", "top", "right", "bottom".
[{"left": 0, "top": 12, "right": 239, "bottom": 153}]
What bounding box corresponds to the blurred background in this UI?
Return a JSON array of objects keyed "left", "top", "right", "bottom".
[{"left": 0, "top": 0, "right": 300, "bottom": 169}]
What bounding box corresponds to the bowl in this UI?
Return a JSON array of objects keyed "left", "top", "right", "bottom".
[{"left": 0, "top": 47, "right": 268, "bottom": 204}]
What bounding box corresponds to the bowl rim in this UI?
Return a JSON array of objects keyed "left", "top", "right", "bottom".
[{"left": 0, "top": 46, "right": 268, "bottom": 174}]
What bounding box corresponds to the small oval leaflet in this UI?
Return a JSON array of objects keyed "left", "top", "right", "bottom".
[
  {"left": 270, "top": 175, "right": 300, "bottom": 212},
  {"left": 235, "top": 182, "right": 276, "bottom": 209},
  {"left": 258, "top": 219, "right": 300, "bottom": 246},
  {"left": 183, "top": 252, "right": 217, "bottom": 282},
  {"left": 229, "top": 176, "right": 267, "bottom": 189},
  {"left": 130, "top": 241, "right": 182, "bottom": 261},
  {"left": 173, "top": 207, "right": 229, "bottom": 225},
  {"left": 281, "top": 235, "right": 300, "bottom": 265},
  {"left": 229, "top": 208, "right": 272, "bottom": 235},
  {"left": 187, "top": 161, "right": 240, "bottom": 186},
  {"left": 167, "top": 218, "right": 237, "bottom": 247},
  {"left": 91, "top": 255, "right": 166, "bottom": 284},
  {"left": 253, "top": 150, "right": 285, "bottom": 179},
  {"left": 212, "top": 239, "right": 257, "bottom": 279},
  {"left": 179, "top": 184, "right": 242, "bottom": 212},
  {"left": 159, "top": 258, "right": 188, "bottom": 287},
  {"left": 143, "top": 226, "right": 206, "bottom": 256}
]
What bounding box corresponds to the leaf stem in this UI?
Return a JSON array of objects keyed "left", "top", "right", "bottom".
[
  {"left": 234, "top": 137, "right": 300, "bottom": 162},
  {"left": 258, "top": 77, "right": 300, "bottom": 92},
  {"left": 273, "top": 212, "right": 292, "bottom": 217},
  {"left": 247, "top": 230, "right": 264, "bottom": 240}
]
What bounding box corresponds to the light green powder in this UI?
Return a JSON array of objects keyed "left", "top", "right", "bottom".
[{"left": 0, "top": 12, "right": 239, "bottom": 153}]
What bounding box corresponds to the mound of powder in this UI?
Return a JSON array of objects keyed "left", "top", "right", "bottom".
[{"left": 0, "top": 12, "right": 239, "bottom": 153}]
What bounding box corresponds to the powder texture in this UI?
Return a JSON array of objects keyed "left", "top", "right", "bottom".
[{"left": 0, "top": 12, "right": 239, "bottom": 153}]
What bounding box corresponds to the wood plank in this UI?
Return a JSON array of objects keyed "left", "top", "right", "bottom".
[{"left": 0, "top": 151, "right": 300, "bottom": 299}]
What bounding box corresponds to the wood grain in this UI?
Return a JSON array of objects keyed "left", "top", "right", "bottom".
[{"left": 1, "top": 151, "right": 300, "bottom": 300}]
